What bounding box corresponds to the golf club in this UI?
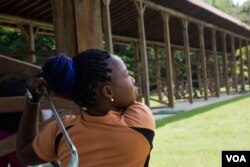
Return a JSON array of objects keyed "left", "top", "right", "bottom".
[{"left": 42, "top": 86, "right": 79, "bottom": 167}]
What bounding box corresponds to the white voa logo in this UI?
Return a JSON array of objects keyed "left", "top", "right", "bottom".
[{"left": 226, "top": 155, "right": 246, "bottom": 162}]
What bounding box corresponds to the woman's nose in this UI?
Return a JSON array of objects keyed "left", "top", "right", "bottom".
[{"left": 130, "top": 76, "right": 136, "bottom": 84}]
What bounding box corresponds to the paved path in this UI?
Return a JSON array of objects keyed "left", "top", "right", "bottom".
[{"left": 152, "top": 93, "right": 241, "bottom": 120}]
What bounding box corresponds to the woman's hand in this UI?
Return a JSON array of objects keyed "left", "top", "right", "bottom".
[{"left": 26, "top": 77, "right": 48, "bottom": 104}]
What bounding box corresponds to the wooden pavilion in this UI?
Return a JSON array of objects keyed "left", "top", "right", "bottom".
[{"left": 1, "top": 0, "right": 250, "bottom": 159}]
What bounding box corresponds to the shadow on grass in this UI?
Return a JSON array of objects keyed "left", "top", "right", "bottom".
[{"left": 156, "top": 93, "right": 250, "bottom": 129}]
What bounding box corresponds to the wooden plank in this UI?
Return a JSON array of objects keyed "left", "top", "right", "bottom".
[
  {"left": 0, "top": 54, "right": 41, "bottom": 78},
  {"left": 0, "top": 96, "right": 81, "bottom": 114},
  {"left": 51, "top": 0, "right": 77, "bottom": 56},
  {"left": 101, "top": 0, "right": 113, "bottom": 53},
  {"left": 182, "top": 18, "right": 193, "bottom": 104},
  {"left": 212, "top": 29, "right": 220, "bottom": 97},
  {"left": 74, "top": 0, "right": 103, "bottom": 51},
  {"left": 198, "top": 24, "right": 208, "bottom": 100},
  {"left": 222, "top": 32, "right": 230, "bottom": 94},
  {"left": 134, "top": 1, "right": 150, "bottom": 106},
  {"left": 162, "top": 12, "right": 174, "bottom": 108}
]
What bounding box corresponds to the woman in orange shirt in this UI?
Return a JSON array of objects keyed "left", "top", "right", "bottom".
[{"left": 16, "top": 49, "right": 155, "bottom": 167}]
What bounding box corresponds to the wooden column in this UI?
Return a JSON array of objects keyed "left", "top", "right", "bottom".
[
  {"left": 161, "top": 12, "right": 174, "bottom": 108},
  {"left": 51, "top": 0, "right": 77, "bottom": 56},
  {"left": 74, "top": 0, "right": 103, "bottom": 52},
  {"left": 198, "top": 24, "right": 208, "bottom": 100},
  {"left": 134, "top": 1, "right": 150, "bottom": 106},
  {"left": 239, "top": 39, "right": 245, "bottom": 91},
  {"left": 182, "top": 18, "right": 193, "bottom": 103},
  {"left": 172, "top": 49, "right": 178, "bottom": 99},
  {"left": 19, "top": 24, "right": 39, "bottom": 63},
  {"left": 212, "top": 29, "right": 220, "bottom": 97},
  {"left": 246, "top": 41, "right": 250, "bottom": 90},
  {"left": 231, "top": 35, "right": 238, "bottom": 93},
  {"left": 154, "top": 45, "right": 163, "bottom": 102},
  {"left": 222, "top": 32, "right": 229, "bottom": 94},
  {"left": 195, "top": 53, "right": 203, "bottom": 96},
  {"left": 133, "top": 42, "right": 143, "bottom": 100},
  {"left": 52, "top": 0, "right": 103, "bottom": 56},
  {"left": 101, "top": 0, "right": 113, "bottom": 53},
  {"left": 74, "top": 0, "right": 103, "bottom": 51}
]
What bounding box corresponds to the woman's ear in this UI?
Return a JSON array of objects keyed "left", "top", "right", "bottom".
[{"left": 101, "top": 85, "right": 113, "bottom": 99}]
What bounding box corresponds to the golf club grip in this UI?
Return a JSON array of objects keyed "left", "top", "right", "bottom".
[{"left": 42, "top": 87, "right": 79, "bottom": 167}]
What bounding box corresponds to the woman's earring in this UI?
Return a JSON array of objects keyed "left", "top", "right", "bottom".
[{"left": 110, "top": 97, "right": 114, "bottom": 102}]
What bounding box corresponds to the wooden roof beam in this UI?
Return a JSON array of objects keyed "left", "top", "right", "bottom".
[
  {"left": 131, "top": 0, "right": 250, "bottom": 41},
  {"left": 0, "top": 13, "right": 53, "bottom": 31}
]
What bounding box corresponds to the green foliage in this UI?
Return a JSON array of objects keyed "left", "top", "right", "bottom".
[
  {"left": 0, "top": 28, "right": 55, "bottom": 63},
  {"left": 114, "top": 43, "right": 135, "bottom": 75},
  {"left": 0, "top": 28, "right": 25, "bottom": 52},
  {"left": 35, "top": 35, "right": 55, "bottom": 51},
  {"left": 238, "top": 1, "right": 250, "bottom": 25}
]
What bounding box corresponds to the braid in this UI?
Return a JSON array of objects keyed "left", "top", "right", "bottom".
[{"left": 71, "top": 49, "right": 112, "bottom": 107}]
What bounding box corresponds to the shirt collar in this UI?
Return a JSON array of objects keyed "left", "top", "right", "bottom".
[{"left": 82, "top": 110, "right": 122, "bottom": 124}]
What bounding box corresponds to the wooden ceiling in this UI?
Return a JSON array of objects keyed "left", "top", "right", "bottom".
[{"left": 0, "top": 0, "right": 250, "bottom": 51}]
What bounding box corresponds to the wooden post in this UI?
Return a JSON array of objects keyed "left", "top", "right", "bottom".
[
  {"left": 239, "top": 39, "right": 245, "bottom": 91},
  {"left": 134, "top": 1, "right": 150, "bottom": 106},
  {"left": 101, "top": 0, "right": 113, "bottom": 53},
  {"left": 181, "top": 18, "right": 193, "bottom": 103},
  {"left": 74, "top": 0, "right": 103, "bottom": 51},
  {"left": 231, "top": 35, "right": 238, "bottom": 93},
  {"left": 172, "top": 49, "right": 178, "bottom": 99},
  {"left": 198, "top": 24, "right": 208, "bottom": 100},
  {"left": 161, "top": 12, "right": 174, "bottom": 108},
  {"left": 51, "top": 0, "right": 77, "bottom": 56},
  {"left": 19, "top": 24, "right": 38, "bottom": 63},
  {"left": 133, "top": 42, "right": 143, "bottom": 101},
  {"left": 212, "top": 29, "right": 220, "bottom": 97},
  {"left": 246, "top": 41, "right": 250, "bottom": 90},
  {"left": 222, "top": 32, "right": 230, "bottom": 94},
  {"left": 52, "top": 0, "right": 103, "bottom": 56},
  {"left": 154, "top": 45, "right": 163, "bottom": 102}
]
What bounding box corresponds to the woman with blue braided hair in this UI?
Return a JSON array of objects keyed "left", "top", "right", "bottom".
[{"left": 17, "top": 48, "right": 155, "bottom": 167}]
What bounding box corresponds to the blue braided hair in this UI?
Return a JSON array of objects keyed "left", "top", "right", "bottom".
[{"left": 42, "top": 53, "right": 76, "bottom": 97}]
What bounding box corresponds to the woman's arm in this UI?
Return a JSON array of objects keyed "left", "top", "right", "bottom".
[
  {"left": 16, "top": 100, "right": 46, "bottom": 165},
  {"left": 16, "top": 78, "right": 47, "bottom": 165}
]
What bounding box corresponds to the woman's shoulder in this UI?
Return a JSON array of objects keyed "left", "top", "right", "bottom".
[
  {"left": 122, "top": 102, "right": 155, "bottom": 131},
  {"left": 42, "top": 114, "right": 80, "bottom": 134}
]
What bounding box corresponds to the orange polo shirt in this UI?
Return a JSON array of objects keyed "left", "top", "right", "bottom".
[{"left": 32, "top": 102, "right": 155, "bottom": 167}]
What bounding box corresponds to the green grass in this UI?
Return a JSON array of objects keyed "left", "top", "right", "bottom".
[{"left": 150, "top": 93, "right": 250, "bottom": 167}]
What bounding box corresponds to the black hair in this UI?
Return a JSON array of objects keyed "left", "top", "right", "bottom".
[{"left": 71, "top": 49, "right": 112, "bottom": 107}]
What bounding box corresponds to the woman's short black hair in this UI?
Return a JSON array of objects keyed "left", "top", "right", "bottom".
[{"left": 71, "top": 49, "right": 112, "bottom": 107}]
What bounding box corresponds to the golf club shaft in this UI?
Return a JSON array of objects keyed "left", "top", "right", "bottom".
[{"left": 42, "top": 87, "right": 78, "bottom": 167}]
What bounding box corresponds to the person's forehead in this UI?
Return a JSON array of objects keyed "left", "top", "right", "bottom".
[{"left": 110, "top": 55, "right": 126, "bottom": 71}]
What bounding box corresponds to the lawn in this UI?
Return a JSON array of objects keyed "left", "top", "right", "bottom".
[{"left": 150, "top": 93, "right": 250, "bottom": 167}]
